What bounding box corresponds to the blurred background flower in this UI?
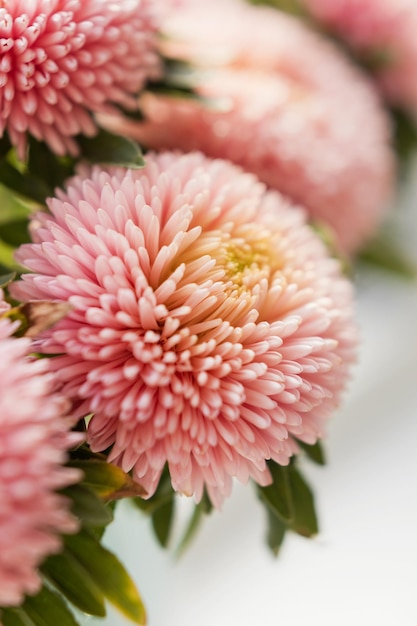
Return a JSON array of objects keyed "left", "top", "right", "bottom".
[
  {"left": 0, "top": 292, "right": 82, "bottom": 607},
  {"left": 302, "top": 0, "right": 417, "bottom": 114},
  {"left": 102, "top": 0, "right": 395, "bottom": 256}
]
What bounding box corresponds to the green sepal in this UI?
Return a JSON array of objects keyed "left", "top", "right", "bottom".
[
  {"left": 257, "top": 462, "right": 293, "bottom": 523},
  {"left": 0, "top": 218, "right": 30, "bottom": 247},
  {"left": 68, "top": 459, "right": 146, "bottom": 500},
  {"left": 257, "top": 461, "right": 319, "bottom": 555},
  {"left": 64, "top": 528, "right": 146, "bottom": 624},
  {"left": 62, "top": 483, "right": 114, "bottom": 528},
  {"left": 41, "top": 550, "right": 106, "bottom": 618},
  {"left": 151, "top": 498, "right": 175, "bottom": 548},
  {"left": 287, "top": 465, "right": 319, "bottom": 538},
  {"left": 265, "top": 507, "right": 287, "bottom": 556},
  {"left": 77, "top": 129, "right": 145, "bottom": 169},
  {"left": 297, "top": 440, "right": 326, "bottom": 465},
  {"left": 19, "top": 586, "right": 79, "bottom": 626}
]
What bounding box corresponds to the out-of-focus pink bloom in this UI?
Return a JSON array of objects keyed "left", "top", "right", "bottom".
[
  {"left": 12, "top": 152, "right": 357, "bottom": 508},
  {"left": 102, "top": 0, "right": 394, "bottom": 255},
  {"left": 0, "top": 0, "right": 161, "bottom": 159},
  {"left": 0, "top": 292, "right": 81, "bottom": 607},
  {"left": 303, "top": 0, "right": 417, "bottom": 112}
]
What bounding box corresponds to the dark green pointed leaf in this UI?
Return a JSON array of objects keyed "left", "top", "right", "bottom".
[
  {"left": 41, "top": 549, "right": 106, "bottom": 617},
  {"left": 22, "top": 586, "right": 79, "bottom": 626},
  {"left": 151, "top": 498, "right": 175, "bottom": 548},
  {"left": 257, "top": 462, "right": 293, "bottom": 523},
  {"left": 0, "top": 271, "right": 16, "bottom": 287},
  {"left": 64, "top": 528, "right": 146, "bottom": 624},
  {"left": 0, "top": 218, "right": 30, "bottom": 247},
  {"left": 265, "top": 507, "right": 287, "bottom": 556},
  {"left": 0, "top": 161, "right": 50, "bottom": 204},
  {"left": 28, "top": 137, "right": 74, "bottom": 191},
  {"left": 175, "top": 492, "right": 212, "bottom": 557},
  {"left": 287, "top": 465, "right": 319, "bottom": 538},
  {"left": 0, "top": 133, "right": 11, "bottom": 159},
  {"left": 297, "top": 440, "right": 326, "bottom": 465},
  {"left": 68, "top": 459, "right": 146, "bottom": 500},
  {"left": 175, "top": 503, "right": 204, "bottom": 557},
  {"left": 1, "top": 607, "right": 35, "bottom": 626},
  {"left": 77, "top": 129, "right": 144, "bottom": 168},
  {"left": 62, "top": 484, "right": 114, "bottom": 528}
]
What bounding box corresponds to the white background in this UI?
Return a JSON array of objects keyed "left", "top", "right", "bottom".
[{"left": 80, "top": 164, "right": 417, "bottom": 626}]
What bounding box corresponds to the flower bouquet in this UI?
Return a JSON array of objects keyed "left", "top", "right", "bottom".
[{"left": 0, "top": 1, "right": 415, "bottom": 625}]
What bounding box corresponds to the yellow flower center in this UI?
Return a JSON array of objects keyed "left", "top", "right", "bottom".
[{"left": 215, "top": 226, "right": 281, "bottom": 293}]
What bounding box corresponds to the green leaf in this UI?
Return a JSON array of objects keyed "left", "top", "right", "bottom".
[
  {"left": 0, "top": 161, "right": 50, "bottom": 204},
  {"left": 1, "top": 607, "right": 35, "bottom": 626},
  {"left": 297, "top": 440, "right": 326, "bottom": 465},
  {"left": 151, "top": 498, "right": 175, "bottom": 548},
  {"left": 133, "top": 466, "right": 173, "bottom": 515},
  {"left": 248, "top": 0, "right": 307, "bottom": 17},
  {"left": 257, "top": 462, "right": 293, "bottom": 523},
  {"left": 287, "top": 465, "right": 319, "bottom": 538},
  {"left": 28, "top": 137, "right": 74, "bottom": 191},
  {"left": 64, "top": 528, "right": 146, "bottom": 624},
  {"left": 175, "top": 492, "right": 212, "bottom": 557},
  {"left": 62, "top": 484, "right": 114, "bottom": 528},
  {"left": 77, "top": 129, "right": 145, "bottom": 168},
  {"left": 0, "top": 218, "right": 30, "bottom": 247},
  {"left": 41, "top": 549, "right": 106, "bottom": 617},
  {"left": 265, "top": 507, "right": 287, "bottom": 556},
  {"left": 22, "top": 586, "right": 79, "bottom": 626},
  {"left": 68, "top": 459, "right": 146, "bottom": 500},
  {"left": 390, "top": 107, "right": 417, "bottom": 167},
  {"left": 359, "top": 232, "right": 417, "bottom": 280}
]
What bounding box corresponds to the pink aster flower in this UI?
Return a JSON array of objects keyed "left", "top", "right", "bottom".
[
  {"left": 102, "top": 0, "right": 394, "bottom": 255},
  {"left": 0, "top": 292, "right": 82, "bottom": 607},
  {"left": 0, "top": 0, "right": 161, "bottom": 159},
  {"left": 12, "top": 152, "right": 357, "bottom": 508},
  {"left": 303, "top": 0, "right": 417, "bottom": 112}
]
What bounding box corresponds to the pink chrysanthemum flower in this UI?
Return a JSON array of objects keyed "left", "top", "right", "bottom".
[
  {"left": 0, "top": 0, "right": 161, "bottom": 159},
  {"left": 12, "top": 152, "right": 357, "bottom": 508},
  {"left": 0, "top": 292, "right": 82, "bottom": 607},
  {"left": 102, "top": 0, "right": 394, "bottom": 255},
  {"left": 303, "top": 0, "right": 417, "bottom": 112}
]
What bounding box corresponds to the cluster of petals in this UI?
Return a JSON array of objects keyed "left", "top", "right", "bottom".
[
  {"left": 0, "top": 0, "right": 161, "bottom": 159},
  {"left": 103, "top": 0, "right": 395, "bottom": 255},
  {"left": 12, "top": 151, "right": 357, "bottom": 508},
  {"left": 303, "top": 0, "right": 417, "bottom": 113},
  {"left": 0, "top": 292, "right": 81, "bottom": 607}
]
